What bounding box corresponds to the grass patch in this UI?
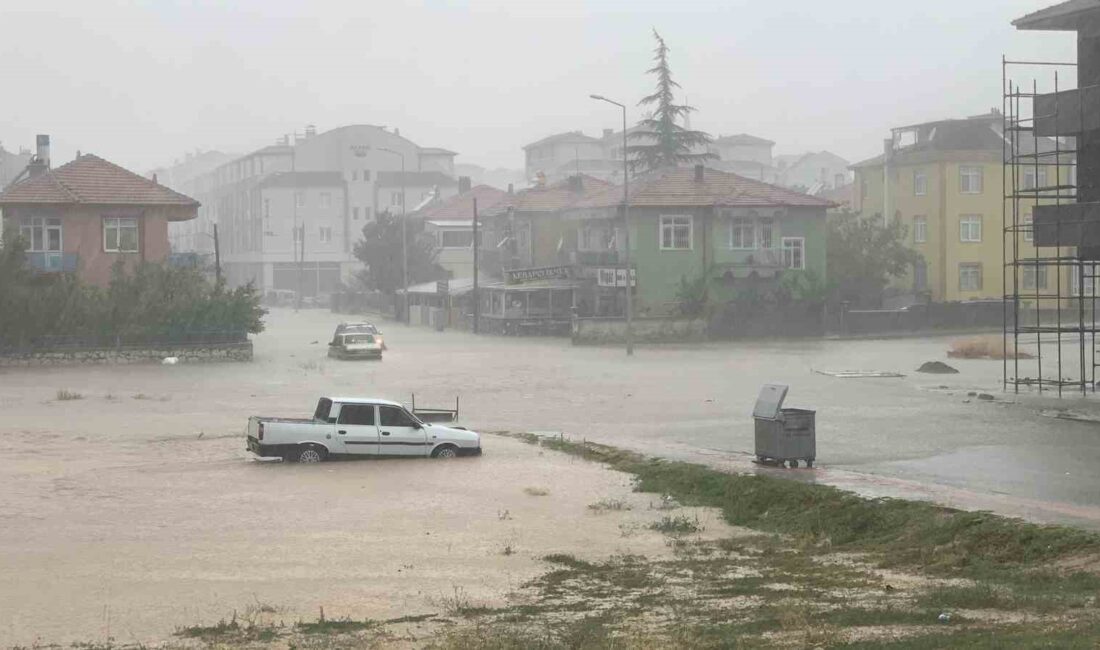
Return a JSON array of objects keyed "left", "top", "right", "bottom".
[
  {"left": 296, "top": 616, "right": 377, "bottom": 634},
  {"left": 649, "top": 514, "right": 702, "bottom": 535},
  {"left": 588, "top": 497, "right": 632, "bottom": 512},
  {"left": 55, "top": 389, "right": 83, "bottom": 401},
  {"left": 524, "top": 486, "right": 550, "bottom": 496}
]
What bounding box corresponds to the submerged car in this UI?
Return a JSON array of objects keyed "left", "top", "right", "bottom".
[
  {"left": 247, "top": 396, "right": 482, "bottom": 462},
  {"left": 328, "top": 332, "right": 383, "bottom": 360},
  {"left": 333, "top": 322, "right": 385, "bottom": 350}
]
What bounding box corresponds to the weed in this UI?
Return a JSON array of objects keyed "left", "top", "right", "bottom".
[
  {"left": 55, "top": 389, "right": 83, "bottom": 401},
  {"left": 501, "top": 544, "right": 516, "bottom": 556},
  {"left": 524, "top": 486, "right": 550, "bottom": 497},
  {"left": 650, "top": 514, "right": 702, "bottom": 535},
  {"left": 588, "top": 498, "right": 631, "bottom": 512},
  {"left": 296, "top": 617, "right": 377, "bottom": 634}
]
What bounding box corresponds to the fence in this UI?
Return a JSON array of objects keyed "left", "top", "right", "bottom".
[{"left": 0, "top": 330, "right": 249, "bottom": 354}]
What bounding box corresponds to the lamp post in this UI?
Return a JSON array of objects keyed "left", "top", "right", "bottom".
[
  {"left": 589, "top": 94, "right": 633, "bottom": 356},
  {"left": 378, "top": 147, "right": 410, "bottom": 324}
]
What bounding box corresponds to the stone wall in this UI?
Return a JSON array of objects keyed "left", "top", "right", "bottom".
[
  {"left": 572, "top": 317, "right": 708, "bottom": 345},
  {"left": 0, "top": 342, "right": 253, "bottom": 367}
]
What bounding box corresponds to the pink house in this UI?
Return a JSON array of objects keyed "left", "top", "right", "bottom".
[{"left": 0, "top": 151, "right": 198, "bottom": 286}]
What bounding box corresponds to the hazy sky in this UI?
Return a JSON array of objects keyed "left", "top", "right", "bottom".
[{"left": 1, "top": 0, "right": 1078, "bottom": 175}]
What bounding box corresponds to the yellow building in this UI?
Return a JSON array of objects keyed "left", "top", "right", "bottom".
[{"left": 851, "top": 111, "right": 1075, "bottom": 304}]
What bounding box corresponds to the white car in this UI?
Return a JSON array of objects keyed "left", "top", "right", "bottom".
[{"left": 247, "top": 397, "right": 481, "bottom": 463}]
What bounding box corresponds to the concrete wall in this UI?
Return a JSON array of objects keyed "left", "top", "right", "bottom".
[
  {"left": 0, "top": 341, "right": 253, "bottom": 367},
  {"left": 572, "top": 317, "right": 707, "bottom": 345}
]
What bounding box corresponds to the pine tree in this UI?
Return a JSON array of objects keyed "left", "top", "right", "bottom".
[{"left": 627, "top": 30, "right": 715, "bottom": 173}]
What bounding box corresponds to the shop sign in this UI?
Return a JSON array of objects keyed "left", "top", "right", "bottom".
[
  {"left": 597, "top": 268, "right": 636, "bottom": 287},
  {"left": 505, "top": 265, "right": 571, "bottom": 284}
]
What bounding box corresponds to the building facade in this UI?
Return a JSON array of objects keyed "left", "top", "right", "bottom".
[
  {"left": 851, "top": 111, "right": 1073, "bottom": 303},
  {"left": 0, "top": 147, "right": 198, "bottom": 286},
  {"left": 157, "top": 124, "right": 458, "bottom": 295}
]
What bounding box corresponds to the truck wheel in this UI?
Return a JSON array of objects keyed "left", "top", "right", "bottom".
[
  {"left": 432, "top": 445, "right": 458, "bottom": 459},
  {"left": 293, "top": 445, "right": 327, "bottom": 463}
]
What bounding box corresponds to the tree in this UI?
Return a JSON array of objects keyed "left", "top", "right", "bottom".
[
  {"left": 627, "top": 30, "right": 716, "bottom": 174},
  {"left": 826, "top": 210, "right": 923, "bottom": 307},
  {"left": 353, "top": 211, "right": 443, "bottom": 294}
]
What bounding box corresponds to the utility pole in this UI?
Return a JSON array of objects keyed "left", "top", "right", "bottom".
[
  {"left": 473, "top": 197, "right": 480, "bottom": 334},
  {"left": 379, "top": 147, "right": 410, "bottom": 324},
  {"left": 590, "top": 94, "right": 634, "bottom": 356},
  {"left": 212, "top": 222, "right": 222, "bottom": 285}
]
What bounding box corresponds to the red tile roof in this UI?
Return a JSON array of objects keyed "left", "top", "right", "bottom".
[
  {"left": 415, "top": 185, "right": 508, "bottom": 221},
  {"left": 483, "top": 174, "right": 611, "bottom": 216},
  {"left": 0, "top": 154, "right": 200, "bottom": 208},
  {"left": 573, "top": 167, "right": 833, "bottom": 209}
]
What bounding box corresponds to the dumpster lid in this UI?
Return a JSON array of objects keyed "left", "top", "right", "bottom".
[{"left": 753, "top": 384, "right": 789, "bottom": 419}]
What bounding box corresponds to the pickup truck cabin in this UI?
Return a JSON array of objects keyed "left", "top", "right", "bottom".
[{"left": 247, "top": 397, "right": 481, "bottom": 463}]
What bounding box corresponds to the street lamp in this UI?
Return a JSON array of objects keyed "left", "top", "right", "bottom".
[
  {"left": 378, "top": 147, "right": 410, "bottom": 325},
  {"left": 590, "top": 94, "right": 633, "bottom": 356}
]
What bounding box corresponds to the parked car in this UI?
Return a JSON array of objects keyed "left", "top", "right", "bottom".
[
  {"left": 328, "top": 331, "right": 383, "bottom": 360},
  {"left": 247, "top": 397, "right": 481, "bottom": 462},
  {"left": 332, "top": 322, "right": 385, "bottom": 350}
]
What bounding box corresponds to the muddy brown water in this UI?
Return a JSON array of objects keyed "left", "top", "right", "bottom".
[{"left": 2, "top": 308, "right": 1099, "bottom": 645}]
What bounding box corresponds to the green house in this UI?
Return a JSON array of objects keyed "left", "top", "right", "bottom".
[{"left": 562, "top": 165, "right": 832, "bottom": 317}]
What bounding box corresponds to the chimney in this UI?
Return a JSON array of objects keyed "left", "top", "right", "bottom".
[
  {"left": 694, "top": 164, "right": 704, "bottom": 182},
  {"left": 603, "top": 128, "right": 613, "bottom": 138},
  {"left": 458, "top": 176, "right": 472, "bottom": 194},
  {"left": 27, "top": 134, "right": 51, "bottom": 178},
  {"left": 152, "top": 173, "right": 159, "bottom": 184},
  {"left": 36, "top": 134, "right": 50, "bottom": 167},
  {"left": 305, "top": 124, "right": 317, "bottom": 138},
  {"left": 568, "top": 175, "right": 583, "bottom": 192},
  {"left": 507, "top": 183, "right": 514, "bottom": 195},
  {"left": 395, "top": 128, "right": 401, "bottom": 137}
]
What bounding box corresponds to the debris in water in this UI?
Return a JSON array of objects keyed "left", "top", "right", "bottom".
[
  {"left": 162, "top": 357, "right": 179, "bottom": 365},
  {"left": 814, "top": 370, "right": 905, "bottom": 378},
  {"left": 938, "top": 612, "right": 952, "bottom": 624},
  {"left": 917, "top": 361, "right": 958, "bottom": 374},
  {"left": 977, "top": 393, "right": 995, "bottom": 401}
]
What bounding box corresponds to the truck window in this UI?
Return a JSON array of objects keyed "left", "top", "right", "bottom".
[
  {"left": 314, "top": 398, "right": 333, "bottom": 422},
  {"left": 338, "top": 404, "right": 376, "bottom": 426},
  {"left": 380, "top": 406, "right": 417, "bottom": 427}
]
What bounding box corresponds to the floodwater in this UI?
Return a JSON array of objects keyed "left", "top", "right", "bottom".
[{"left": 2, "top": 307, "right": 1099, "bottom": 644}]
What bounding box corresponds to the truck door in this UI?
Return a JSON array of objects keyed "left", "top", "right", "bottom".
[
  {"left": 378, "top": 405, "right": 428, "bottom": 456},
  {"left": 335, "top": 404, "right": 379, "bottom": 455}
]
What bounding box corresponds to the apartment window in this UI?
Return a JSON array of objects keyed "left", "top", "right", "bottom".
[
  {"left": 103, "top": 217, "right": 139, "bottom": 252},
  {"left": 1023, "top": 214, "right": 1033, "bottom": 242},
  {"left": 1021, "top": 264, "right": 1047, "bottom": 290},
  {"left": 319, "top": 227, "right": 332, "bottom": 243},
  {"left": 292, "top": 225, "right": 302, "bottom": 245},
  {"left": 364, "top": 207, "right": 372, "bottom": 220},
  {"left": 1023, "top": 168, "right": 1049, "bottom": 191},
  {"left": 914, "top": 170, "right": 927, "bottom": 196},
  {"left": 353, "top": 207, "right": 360, "bottom": 221},
  {"left": 363, "top": 170, "right": 371, "bottom": 181},
  {"left": 391, "top": 192, "right": 404, "bottom": 207},
  {"left": 19, "top": 216, "right": 62, "bottom": 252},
  {"left": 263, "top": 198, "right": 270, "bottom": 219},
  {"left": 320, "top": 192, "right": 332, "bottom": 208},
  {"left": 352, "top": 170, "right": 358, "bottom": 181},
  {"left": 960, "top": 215, "right": 982, "bottom": 243},
  {"left": 578, "top": 226, "right": 608, "bottom": 252},
  {"left": 959, "top": 166, "right": 983, "bottom": 194},
  {"left": 782, "top": 237, "right": 805, "bottom": 270},
  {"left": 959, "top": 263, "right": 982, "bottom": 291},
  {"left": 759, "top": 217, "right": 775, "bottom": 249},
  {"left": 912, "top": 216, "right": 928, "bottom": 244},
  {"left": 295, "top": 192, "right": 305, "bottom": 208},
  {"left": 659, "top": 215, "right": 693, "bottom": 250},
  {"left": 1072, "top": 263, "right": 1098, "bottom": 297},
  {"left": 729, "top": 217, "right": 755, "bottom": 250},
  {"left": 440, "top": 230, "right": 474, "bottom": 248}
]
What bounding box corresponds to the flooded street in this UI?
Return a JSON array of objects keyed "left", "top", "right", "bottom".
[{"left": 3, "top": 308, "right": 1100, "bottom": 645}]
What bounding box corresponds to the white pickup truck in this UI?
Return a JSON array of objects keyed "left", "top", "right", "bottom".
[{"left": 247, "top": 397, "right": 482, "bottom": 463}]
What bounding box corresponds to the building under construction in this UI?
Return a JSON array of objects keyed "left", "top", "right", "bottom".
[{"left": 1003, "top": 1, "right": 1099, "bottom": 396}]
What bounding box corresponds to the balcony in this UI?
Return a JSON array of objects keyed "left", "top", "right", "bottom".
[
  {"left": 26, "top": 252, "right": 78, "bottom": 273},
  {"left": 724, "top": 248, "right": 784, "bottom": 268},
  {"left": 571, "top": 250, "right": 621, "bottom": 266}
]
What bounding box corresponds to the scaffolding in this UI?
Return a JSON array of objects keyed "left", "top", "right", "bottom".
[{"left": 1002, "top": 57, "right": 1095, "bottom": 396}]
